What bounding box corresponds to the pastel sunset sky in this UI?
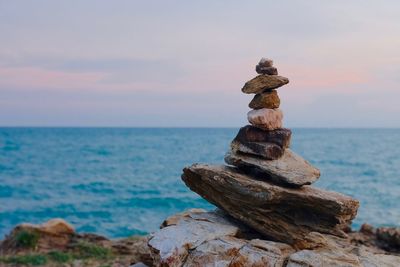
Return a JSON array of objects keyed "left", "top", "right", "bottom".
[{"left": 1, "top": 0, "right": 399, "bottom": 127}]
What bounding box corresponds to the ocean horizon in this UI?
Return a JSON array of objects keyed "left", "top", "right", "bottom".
[{"left": 1, "top": 127, "right": 399, "bottom": 239}]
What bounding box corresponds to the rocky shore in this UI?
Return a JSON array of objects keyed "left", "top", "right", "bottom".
[{"left": 1, "top": 58, "right": 399, "bottom": 266}]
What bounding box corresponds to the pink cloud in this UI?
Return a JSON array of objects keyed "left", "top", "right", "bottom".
[
  {"left": 0, "top": 66, "right": 171, "bottom": 92},
  {"left": 0, "top": 67, "right": 103, "bottom": 90},
  {"left": 280, "top": 63, "right": 370, "bottom": 93}
]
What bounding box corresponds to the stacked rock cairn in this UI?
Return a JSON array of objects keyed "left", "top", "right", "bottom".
[
  {"left": 149, "top": 58, "right": 363, "bottom": 266},
  {"left": 182, "top": 58, "right": 359, "bottom": 243}
]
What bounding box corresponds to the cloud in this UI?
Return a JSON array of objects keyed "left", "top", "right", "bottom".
[{"left": 0, "top": 56, "right": 184, "bottom": 85}]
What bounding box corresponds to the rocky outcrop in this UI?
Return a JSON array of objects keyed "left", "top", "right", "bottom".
[
  {"left": 149, "top": 210, "right": 400, "bottom": 267},
  {"left": 377, "top": 227, "right": 400, "bottom": 249},
  {"left": 0, "top": 219, "right": 153, "bottom": 267},
  {"left": 242, "top": 75, "right": 289, "bottom": 94},
  {"left": 0, "top": 219, "right": 75, "bottom": 254},
  {"left": 181, "top": 164, "right": 359, "bottom": 244},
  {"left": 225, "top": 149, "right": 320, "bottom": 186},
  {"left": 350, "top": 223, "right": 400, "bottom": 253},
  {"left": 148, "top": 209, "right": 294, "bottom": 266}
]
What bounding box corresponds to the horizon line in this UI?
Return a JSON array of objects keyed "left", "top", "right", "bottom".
[{"left": 1, "top": 126, "right": 400, "bottom": 129}]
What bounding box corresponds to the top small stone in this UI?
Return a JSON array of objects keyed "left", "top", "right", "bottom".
[
  {"left": 259, "top": 58, "right": 273, "bottom": 67},
  {"left": 256, "top": 57, "right": 278, "bottom": 75}
]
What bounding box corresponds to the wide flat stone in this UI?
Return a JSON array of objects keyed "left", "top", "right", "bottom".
[
  {"left": 249, "top": 90, "right": 280, "bottom": 109},
  {"left": 247, "top": 108, "right": 283, "bottom": 130},
  {"left": 231, "top": 139, "right": 284, "bottom": 160},
  {"left": 234, "top": 125, "right": 291, "bottom": 148},
  {"left": 225, "top": 149, "right": 320, "bottom": 187},
  {"left": 242, "top": 75, "right": 289, "bottom": 94},
  {"left": 181, "top": 164, "right": 359, "bottom": 245}
]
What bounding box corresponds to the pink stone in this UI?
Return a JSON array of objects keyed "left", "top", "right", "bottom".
[{"left": 247, "top": 108, "right": 283, "bottom": 130}]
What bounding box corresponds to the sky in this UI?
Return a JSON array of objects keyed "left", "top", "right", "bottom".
[{"left": 0, "top": 0, "right": 399, "bottom": 127}]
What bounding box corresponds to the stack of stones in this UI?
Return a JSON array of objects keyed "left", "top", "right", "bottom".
[
  {"left": 226, "top": 58, "right": 320, "bottom": 187},
  {"left": 181, "top": 58, "right": 359, "bottom": 243},
  {"left": 149, "top": 58, "right": 361, "bottom": 266}
]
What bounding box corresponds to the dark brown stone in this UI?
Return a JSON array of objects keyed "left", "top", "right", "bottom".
[
  {"left": 258, "top": 58, "right": 273, "bottom": 67},
  {"left": 231, "top": 139, "right": 284, "bottom": 160},
  {"left": 256, "top": 65, "right": 278, "bottom": 75},
  {"left": 249, "top": 90, "right": 280, "bottom": 109},
  {"left": 234, "top": 125, "right": 291, "bottom": 148},
  {"left": 376, "top": 227, "right": 400, "bottom": 249}
]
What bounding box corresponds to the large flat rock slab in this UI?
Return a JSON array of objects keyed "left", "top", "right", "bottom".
[
  {"left": 181, "top": 164, "right": 359, "bottom": 245},
  {"left": 225, "top": 149, "right": 320, "bottom": 187}
]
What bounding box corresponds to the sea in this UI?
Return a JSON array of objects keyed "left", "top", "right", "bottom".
[{"left": 1, "top": 128, "right": 399, "bottom": 239}]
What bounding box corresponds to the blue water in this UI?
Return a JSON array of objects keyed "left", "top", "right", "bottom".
[{"left": 1, "top": 128, "right": 399, "bottom": 238}]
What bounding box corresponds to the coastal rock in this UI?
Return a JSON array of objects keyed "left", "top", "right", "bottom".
[
  {"left": 255, "top": 65, "right": 278, "bottom": 75},
  {"left": 242, "top": 75, "right": 289, "bottom": 94},
  {"left": 376, "top": 227, "right": 400, "bottom": 249},
  {"left": 181, "top": 164, "right": 359, "bottom": 244},
  {"left": 0, "top": 219, "right": 154, "bottom": 266},
  {"left": 356, "top": 247, "right": 400, "bottom": 267},
  {"left": 231, "top": 139, "right": 284, "bottom": 160},
  {"left": 225, "top": 149, "right": 320, "bottom": 186},
  {"left": 149, "top": 210, "right": 294, "bottom": 267},
  {"left": 247, "top": 108, "right": 283, "bottom": 130},
  {"left": 0, "top": 219, "right": 75, "bottom": 254},
  {"left": 258, "top": 57, "right": 273, "bottom": 67},
  {"left": 287, "top": 238, "right": 400, "bottom": 267},
  {"left": 148, "top": 210, "right": 240, "bottom": 266},
  {"left": 234, "top": 125, "right": 292, "bottom": 148},
  {"left": 249, "top": 90, "right": 280, "bottom": 109}
]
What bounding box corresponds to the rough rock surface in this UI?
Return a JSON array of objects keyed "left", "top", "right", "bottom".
[
  {"left": 242, "top": 75, "right": 289, "bottom": 94},
  {"left": 249, "top": 90, "right": 280, "bottom": 109},
  {"left": 376, "top": 227, "right": 400, "bottom": 249},
  {"left": 234, "top": 125, "right": 292, "bottom": 148},
  {"left": 287, "top": 236, "right": 400, "bottom": 267},
  {"left": 225, "top": 149, "right": 320, "bottom": 186},
  {"left": 0, "top": 219, "right": 75, "bottom": 254},
  {"left": 255, "top": 65, "right": 278, "bottom": 75},
  {"left": 247, "top": 108, "right": 283, "bottom": 130},
  {"left": 149, "top": 209, "right": 400, "bottom": 267},
  {"left": 349, "top": 224, "right": 400, "bottom": 253},
  {"left": 181, "top": 164, "right": 359, "bottom": 244},
  {"left": 148, "top": 209, "right": 294, "bottom": 267},
  {"left": 231, "top": 139, "right": 284, "bottom": 160},
  {"left": 0, "top": 219, "right": 153, "bottom": 267}
]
